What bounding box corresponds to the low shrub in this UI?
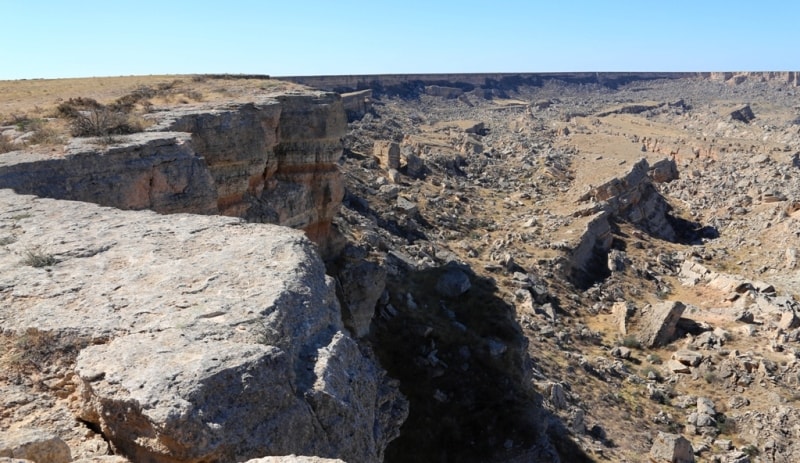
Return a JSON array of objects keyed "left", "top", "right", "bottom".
[
  {"left": 58, "top": 96, "right": 147, "bottom": 137},
  {"left": 620, "top": 335, "right": 642, "bottom": 349},
  {"left": 22, "top": 248, "right": 58, "bottom": 267},
  {"left": 0, "top": 133, "right": 16, "bottom": 153}
]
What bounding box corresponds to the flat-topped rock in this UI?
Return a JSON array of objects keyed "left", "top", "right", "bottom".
[{"left": 0, "top": 190, "right": 406, "bottom": 463}]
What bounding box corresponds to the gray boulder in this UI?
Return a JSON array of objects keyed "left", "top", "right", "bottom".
[
  {"left": 336, "top": 253, "right": 387, "bottom": 337},
  {"left": 436, "top": 267, "right": 472, "bottom": 298},
  {"left": 0, "top": 191, "right": 406, "bottom": 463},
  {"left": 649, "top": 432, "right": 694, "bottom": 462}
]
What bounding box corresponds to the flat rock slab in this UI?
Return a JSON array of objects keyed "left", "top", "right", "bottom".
[{"left": 0, "top": 190, "right": 405, "bottom": 463}]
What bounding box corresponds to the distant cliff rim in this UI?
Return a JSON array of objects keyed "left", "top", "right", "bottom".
[{"left": 279, "top": 71, "right": 800, "bottom": 93}]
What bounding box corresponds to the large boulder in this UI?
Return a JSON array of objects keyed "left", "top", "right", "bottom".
[
  {"left": 0, "top": 428, "right": 71, "bottom": 463},
  {"left": 435, "top": 267, "right": 472, "bottom": 298},
  {"left": 649, "top": 432, "right": 694, "bottom": 462},
  {"left": 636, "top": 301, "right": 686, "bottom": 348},
  {"left": 335, "top": 250, "right": 387, "bottom": 338},
  {"left": 730, "top": 104, "right": 755, "bottom": 123},
  {"left": 0, "top": 190, "right": 406, "bottom": 463}
]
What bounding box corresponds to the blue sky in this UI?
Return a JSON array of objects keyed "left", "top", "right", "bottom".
[{"left": 1, "top": 0, "right": 797, "bottom": 80}]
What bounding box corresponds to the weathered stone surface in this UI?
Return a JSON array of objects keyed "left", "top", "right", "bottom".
[
  {"left": 263, "top": 93, "right": 347, "bottom": 247},
  {"left": 667, "top": 359, "right": 692, "bottom": 374},
  {"left": 0, "top": 132, "right": 218, "bottom": 214},
  {"left": 435, "top": 267, "right": 472, "bottom": 298},
  {"left": 649, "top": 432, "right": 694, "bottom": 463},
  {"left": 778, "top": 310, "right": 799, "bottom": 330},
  {"left": 0, "top": 428, "right": 71, "bottom": 463},
  {"left": 636, "top": 301, "right": 686, "bottom": 347},
  {"left": 649, "top": 158, "right": 679, "bottom": 183},
  {"left": 673, "top": 350, "right": 704, "bottom": 367},
  {"left": 151, "top": 99, "right": 282, "bottom": 217},
  {"left": 245, "top": 457, "right": 345, "bottom": 463},
  {"left": 612, "top": 301, "right": 635, "bottom": 335},
  {"left": 373, "top": 140, "right": 401, "bottom": 170},
  {"left": 340, "top": 89, "right": 373, "bottom": 121},
  {"left": 567, "top": 211, "right": 613, "bottom": 286},
  {"left": 335, "top": 252, "right": 387, "bottom": 338},
  {"left": 0, "top": 190, "right": 406, "bottom": 463}
]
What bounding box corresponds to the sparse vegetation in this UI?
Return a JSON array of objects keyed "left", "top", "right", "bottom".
[
  {"left": 646, "top": 353, "right": 662, "bottom": 364},
  {"left": 2, "top": 329, "right": 88, "bottom": 377},
  {"left": 0, "top": 235, "right": 17, "bottom": 246},
  {"left": 742, "top": 444, "right": 760, "bottom": 457},
  {"left": 58, "top": 99, "right": 145, "bottom": 138},
  {"left": 0, "top": 133, "right": 16, "bottom": 153},
  {"left": 22, "top": 247, "right": 58, "bottom": 267},
  {"left": 620, "top": 335, "right": 642, "bottom": 349}
]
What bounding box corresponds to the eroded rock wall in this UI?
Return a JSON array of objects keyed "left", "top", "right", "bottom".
[
  {"left": 0, "top": 91, "right": 346, "bottom": 250},
  {"left": 0, "top": 133, "right": 218, "bottom": 214}
]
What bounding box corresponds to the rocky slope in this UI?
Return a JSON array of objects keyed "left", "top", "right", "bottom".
[
  {"left": 3, "top": 72, "right": 800, "bottom": 463},
  {"left": 331, "top": 74, "right": 800, "bottom": 462}
]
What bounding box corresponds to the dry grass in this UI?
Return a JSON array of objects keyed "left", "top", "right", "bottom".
[
  {"left": 0, "top": 75, "right": 304, "bottom": 156},
  {"left": 0, "top": 75, "right": 302, "bottom": 121}
]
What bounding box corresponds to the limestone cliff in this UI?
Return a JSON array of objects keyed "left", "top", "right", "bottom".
[
  {"left": 0, "top": 190, "right": 406, "bottom": 463},
  {"left": 0, "top": 133, "right": 217, "bottom": 214},
  {"left": 0, "top": 90, "right": 346, "bottom": 250}
]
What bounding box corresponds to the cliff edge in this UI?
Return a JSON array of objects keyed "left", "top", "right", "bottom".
[{"left": 0, "top": 190, "right": 406, "bottom": 462}]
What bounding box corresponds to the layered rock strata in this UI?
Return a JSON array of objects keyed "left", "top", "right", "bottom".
[
  {"left": 0, "top": 91, "right": 346, "bottom": 249},
  {"left": 0, "top": 190, "right": 406, "bottom": 463},
  {"left": 0, "top": 133, "right": 217, "bottom": 214},
  {"left": 567, "top": 158, "right": 678, "bottom": 285}
]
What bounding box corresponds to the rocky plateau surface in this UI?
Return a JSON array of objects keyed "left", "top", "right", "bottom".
[{"left": 2, "top": 72, "right": 800, "bottom": 463}]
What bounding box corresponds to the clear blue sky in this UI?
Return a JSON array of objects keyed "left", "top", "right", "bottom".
[{"left": 1, "top": 0, "right": 797, "bottom": 80}]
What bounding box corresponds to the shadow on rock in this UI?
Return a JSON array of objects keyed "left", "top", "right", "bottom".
[{"left": 370, "top": 262, "right": 592, "bottom": 463}]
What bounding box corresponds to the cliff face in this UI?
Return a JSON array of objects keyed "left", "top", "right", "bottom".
[
  {"left": 0, "top": 91, "right": 346, "bottom": 249},
  {"left": 709, "top": 71, "right": 800, "bottom": 86},
  {"left": 0, "top": 133, "right": 218, "bottom": 214},
  {"left": 260, "top": 93, "right": 346, "bottom": 246},
  {"left": 280, "top": 71, "right": 800, "bottom": 94}
]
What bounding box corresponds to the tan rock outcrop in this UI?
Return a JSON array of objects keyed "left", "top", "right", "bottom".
[
  {"left": 155, "top": 92, "right": 347, "bottom": 249},
  {"left": 373, "top": 140, "right": 401, "bottom": 170},
  {"left": 0, "top": 429, "right": 71, "bottom": 463},
  {"left": 635, "top": 301, "right": 686, "bottom": 348},
  {"left": 649, "top": 432, "right": 694, "bottom": 463}
]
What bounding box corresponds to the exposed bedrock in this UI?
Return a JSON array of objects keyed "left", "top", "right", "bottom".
[
  {"left": 0, "top": 190, "right": 406, "bottom": 463},
  {"left": 568, "top": 158, "right": 681, "bottom": 287},
  {"left": 0, "top": 91, "right": 347, "bottom": 251},
  {"left": 0, "top": 133, "right": 218, "bottom": 214}
]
